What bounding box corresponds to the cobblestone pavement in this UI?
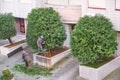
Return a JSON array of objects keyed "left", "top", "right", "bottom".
[
  {"left": 0, "top": 34, "right": 79, "bottom": 80},
  {"left": 0, "top": 32, "right": 120, "bottom": 80},
  {"left": 104, "top": 67, "right": 120, "bottom": 80},
  {"left": 0, "top": 52, "right": 80, "bottom": 80},
  {"left": 1, "top": 49, "right": 120, "bottom": 80},
  {"left": 0, "top": 52, "right": 40, "bottom": 80}
]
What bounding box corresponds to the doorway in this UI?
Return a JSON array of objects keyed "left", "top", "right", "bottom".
[{"left": 15, "top": 18, "right": 25, "bottom": 34}]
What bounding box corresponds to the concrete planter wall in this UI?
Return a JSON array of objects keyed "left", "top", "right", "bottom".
[
  {"left": 33, "top": 49, "right": 71, "bottom": 68},
  {"left": 1, "top": 77, "right": 14, "bottom": 80},
  {"left": 79, "top": 56, "right": 120, "bottom": 80},
  {"left": 0, "top": 40, "right": 26, "bottom": 57},
  {"left": 10, "top": 76, "right": 14, "bottom": 80}
]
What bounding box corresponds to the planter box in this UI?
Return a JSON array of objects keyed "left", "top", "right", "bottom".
[
  {"left": 33, "top": 49, "right": 71, "bottom": 68},
  {"left": 11, "top": 76, "right": 15, "bottom": 80},
  {"left": 0, "top": 40, "right": 27, "bottom": 58},
  {"left": 79, "top": 56, "right": 120, "bottom": 80}
]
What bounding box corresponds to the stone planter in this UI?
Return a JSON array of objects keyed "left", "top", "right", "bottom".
[
  {"left": 33, "top": 49, "right": 71, "bottom": 68},
  {"left": 79, "top": 56, "right": 120, "bottom": 80},
  {"left": 0, "top": 40, "right": 27, "bottom": 57},
  {"left": 0, "top": 77, "right": 14, "bottom": 80},
  {"left": 11, "top": 76, "right": 14, "bottom": 80}
]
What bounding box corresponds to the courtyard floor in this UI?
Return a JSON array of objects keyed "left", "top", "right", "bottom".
[
  {"left": 0, "top": 32, "right": 120, "bottom": 80},
  {"left": 0, "top": 51, "right": 80, "bottom": 80}
]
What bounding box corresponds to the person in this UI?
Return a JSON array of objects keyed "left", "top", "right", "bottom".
[
  {"left": 22, "top": 51, "right": 32, "bottom": 69},
  {"left": 37, "top": 35, "right": 45, "bottom": 52}
]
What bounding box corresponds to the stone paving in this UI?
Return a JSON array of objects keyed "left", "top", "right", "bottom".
[
  {"left": 0, "top": 34, "right": 80, "bottom": 80},
  {"left": 0, "top": 52, "right": 43, "bottom": 80},
  {"left": 0, "top": 32, "right": 120, "bottom": 80},
  {"left": 104, "top": 67, "right": 120, "bottom": 80},
  {"left": 0, "top": 52, "right": 79, "bottom": 80}
]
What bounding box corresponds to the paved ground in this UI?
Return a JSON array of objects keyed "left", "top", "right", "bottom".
[
  {"left": 0, "top": 35, "right": 80, "bottom": 80},
  {"left": 0, "top": 32, "right": 120, "bottom": 80},
  {"left": 0, "top": 52, "right": 80, "bottom": 80},
  {"left": 104, "top": 67, "right": 120, "bottom": 80}
]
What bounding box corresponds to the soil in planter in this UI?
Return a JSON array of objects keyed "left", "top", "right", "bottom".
[
  {"left": 5, "top": 40, "right": 26, "bottom": 48},
  {"left": 38, "top": 46, "right": 69, "bottom": 58},
  {"left": 82, "top": 56, "right": 115, "bottom": 68}
]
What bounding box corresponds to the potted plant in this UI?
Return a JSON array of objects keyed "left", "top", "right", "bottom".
[
  {"left": 70, "top": 14, "right": 117, "bottom": 80},
  {"left": 0, "top": 68, "right": 14, "bottom": 80},
  {"left": 26, "top": 7, "right": 70, "bottom": 68}
]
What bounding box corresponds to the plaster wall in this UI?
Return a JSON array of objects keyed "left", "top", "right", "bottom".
[{"left": 81, "top": 0, "right": 120, "bottom": 31}]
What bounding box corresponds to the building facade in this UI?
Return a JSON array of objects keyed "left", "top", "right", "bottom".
[
  {"left": 0, "top": 0, "right": 82, "bottom": 46},
  {"left": 45, "top": 0, "right": 82, "bottom": 46},
  {"left": 0, "top": 0, "right": 120, "bottom": 46},
  {"left": 0, "top": 0, "right": 82, "bottom": 35},
  {"left": 81, "top": 0, "right": 120, "bottom": 31},
  {"left": 0, "top": 0, "right": 47, "bottom": 34}
]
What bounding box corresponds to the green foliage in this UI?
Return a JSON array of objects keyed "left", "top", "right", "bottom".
[
  {"left": 26, "top": 48, "right": 38, "bottom": 54},
  {"left": 0, "top": 13, "right": 16, "bottom": 40},
  {"left": 82, "top": 57, "right": 114, "bottom": 68},
  {"left": 13, "top": 64, "right": 52, "bottom": 76},
  {"left": 0, "top": 68, "right": 14, "bottom": 80},
  {"left": 70, "top": 14, "right": 117, "bottom": 64},
  {"left": 26, "top": 7, "right": 66, "bottom": 50}
]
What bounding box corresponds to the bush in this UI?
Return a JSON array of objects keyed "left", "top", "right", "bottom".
[
  {"left": 13, "top": 64, "right": 52, "bottom": 76},
  {"left": 26, "top": 8, "right": 66, "bottom": 50},
  {"left": 0, "top": 68, "right": 14, "bottom": 80},
  {"left": 70, "top": 14, "right": 117, "bottom": 64},
  {"left": 0, "top": 13, "right": 16, "bottom": 44}
]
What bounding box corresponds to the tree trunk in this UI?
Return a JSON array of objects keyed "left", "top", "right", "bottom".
[
  {"left": 46, "top": 49, "right": 52, "bottom": 70},
  {"left": 8, "top": 38, "right": 13, "bottom": 44},
  {"left": 48, "top": 49, "right": 51, "bottom": 57}
]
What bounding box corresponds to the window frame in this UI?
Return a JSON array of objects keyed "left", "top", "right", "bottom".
[
  {"left": 69, "top": 0, "right": 81, "bottom": 6},
  {"left": 47, "top": 0, "right": 68, "bottom": 5},
  {"left": 20, "top": 0, "right": 32, "bottom": 4},
  {"left": 115, "top": 0, "right": 120, "bottom": 11},
  {"left": 4, "top": 0, "right": 13, "bottom": 2},
  {"left": 88, "top": 0, "right": 106, "bottom": 10}
]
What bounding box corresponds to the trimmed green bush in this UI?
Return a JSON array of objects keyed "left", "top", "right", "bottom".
[
  {"left": 26, "top": 8, "right": 66, "bottom": 50},
  {"left": 70, "top": 14, "right": 117, "bottom": 64},
  {"left": 0, "top": 68, "right": 14, "bottom": 80},
  {"left": 0, "top": 13, "right": 16, "bottom": 44}
]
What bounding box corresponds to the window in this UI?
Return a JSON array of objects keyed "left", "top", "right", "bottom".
[
  {"left": 47, "top": 0, "right": 68, "bottom": 5},
  {"left": 15, "top": 18, "right": 25, "bottom": 33},
  {"left": 4, "top": 0, "right": 12, "bottom": 2},
  {"left": 20, "top": 0, "right": 32, "bottom": 4},
  {"left": 115, "top": 0, "right": 120, "bottom": 11},
  {"left": 47, "top": 0, "right": 81, "bottom": 6},
  {"left": 69, "top": 0, "right": 81, "bottom": 5},
  {"left": 88, "top": 0, "right": 106, "bottom": 10}
]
